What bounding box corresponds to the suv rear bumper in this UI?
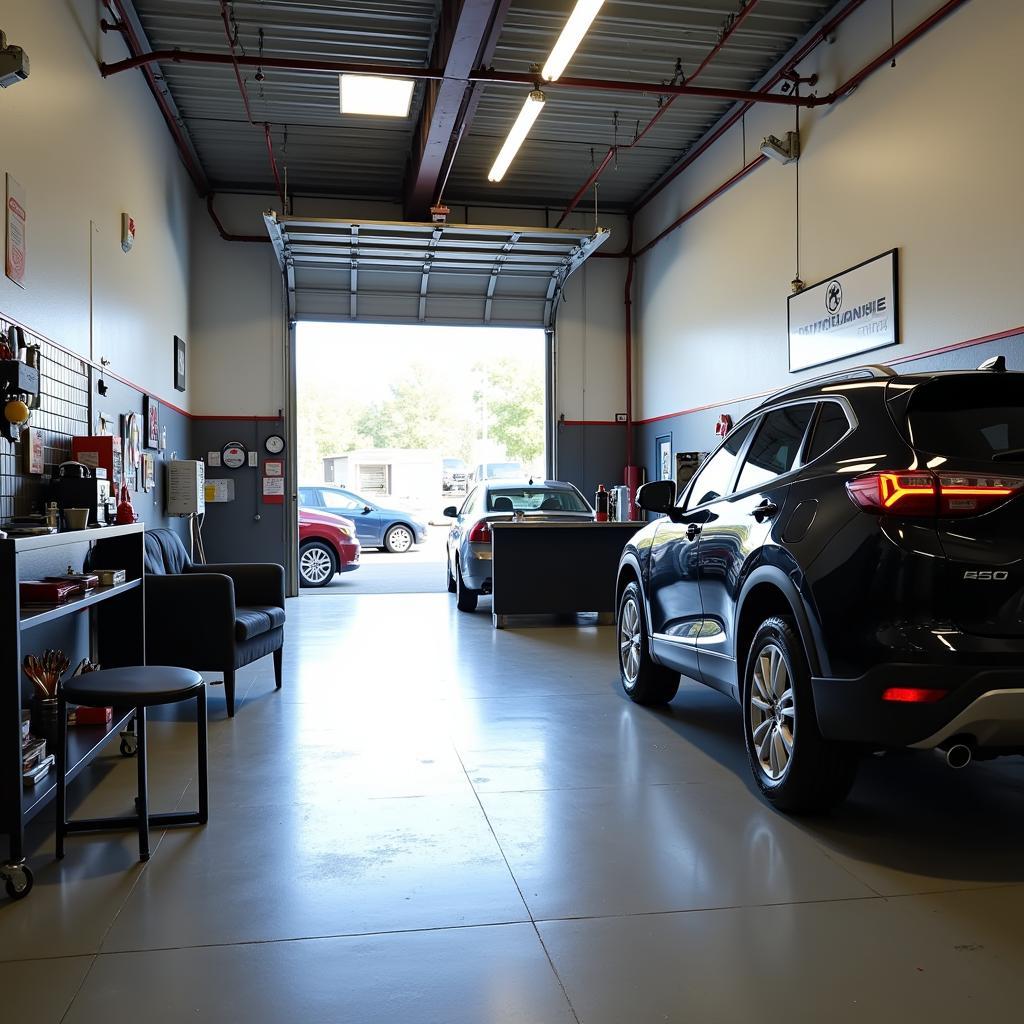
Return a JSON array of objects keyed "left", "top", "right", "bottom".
[{"left": 812, "top": 665, "right": 1024, "bottom": 749}]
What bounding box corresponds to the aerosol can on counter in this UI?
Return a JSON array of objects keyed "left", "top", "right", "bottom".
[{"left": 594, "top": 484, "right": 609, "bottom": 522}]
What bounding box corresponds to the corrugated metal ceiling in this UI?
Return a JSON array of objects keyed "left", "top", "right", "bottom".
[{"left": 129, "top": 0, "right": 840, "bottom": 209}]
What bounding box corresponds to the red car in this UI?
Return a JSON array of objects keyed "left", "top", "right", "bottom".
[{"left": 299, "top": 507, "right": 360, "bottom": 587}]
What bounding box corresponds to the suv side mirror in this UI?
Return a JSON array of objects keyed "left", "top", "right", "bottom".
[
  {"left": 443, "top": 505, "right": 458, "bottom": 518},
  {"left": 636, "top": 480, "right": 677, "bottom": 515}
]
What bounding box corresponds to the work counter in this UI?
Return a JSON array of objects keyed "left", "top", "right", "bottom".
[{"left": 489, "top": 520, "right": 645, "bottom": 628}]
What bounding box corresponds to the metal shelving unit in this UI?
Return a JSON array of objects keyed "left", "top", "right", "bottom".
[{"left": 1, "top": 523, "right": 145, "bottom": 899}]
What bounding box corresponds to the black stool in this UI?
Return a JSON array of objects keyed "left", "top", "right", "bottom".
[{"left": 56, "top": 666, "right": 208, "bottom": 862}]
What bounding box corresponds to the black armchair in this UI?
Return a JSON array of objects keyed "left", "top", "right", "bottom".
[{"left": 142, "top": 529, "right": 285, "bottom": 717}]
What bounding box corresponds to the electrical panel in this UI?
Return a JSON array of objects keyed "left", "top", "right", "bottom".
[{"left": 166, "top": 460, "right": 206, "bottom": 516}]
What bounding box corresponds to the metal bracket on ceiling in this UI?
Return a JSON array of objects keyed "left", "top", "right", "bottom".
[
  {"left": 418, "top": 226, "right": 444, "bottom": 322},
  {"left": 350, "top": 224, "right": 359, "bottom": 319},
  {"left": 484, "top": 230, "right": 521, "bottom": 323}
]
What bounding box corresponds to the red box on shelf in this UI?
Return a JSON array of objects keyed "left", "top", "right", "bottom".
[
  {"left": 72, "top": 435, "right": 122, "bottom": 486},
  {"left": 73, "top": 706, "right": 112, "bottom": 725}
]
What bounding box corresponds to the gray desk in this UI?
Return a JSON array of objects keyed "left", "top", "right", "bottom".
[{"left": 490, "top": 520, "right": 644, "bottom": 628}]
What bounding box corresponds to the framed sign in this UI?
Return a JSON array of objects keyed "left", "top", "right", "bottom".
[
  {"left": 174, "top": 335, "right": 187, "bottom": 392},
  {"left": 656, "top": 434, "right": 672, "bottom": 481},
  {"left": 788, "top": 249, "right": 899, "bottom": 372},
  {"left": 5, "top": 174, "right": 26, "bottom": 288},
  {"left": 143, "top": 394, "right": 160, "bottom": 448}
]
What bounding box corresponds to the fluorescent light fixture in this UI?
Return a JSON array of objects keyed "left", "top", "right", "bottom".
[
  {"left": 339, "top": 74, "right": 414, "bottom": 117},
  {"left": 542, "top": 0, "right": 605, "bottom": 81},
  {"left": 487, "top": 90, "right": 546, "bottom": 182}
]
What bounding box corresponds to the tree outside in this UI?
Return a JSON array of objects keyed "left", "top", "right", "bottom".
[{"left": 296, "top": 323, "right": 546, "bottom": 485}]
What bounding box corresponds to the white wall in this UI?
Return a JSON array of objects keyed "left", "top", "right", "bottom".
[
  {"left": 634, "top": 0, "right": 1024, "bottom": 421},
  {"left": 189, "top": 194, "right": 629, "bottom": 422},
  {"left": 0, "top": 0, "right": 193, "bottom": 406}
]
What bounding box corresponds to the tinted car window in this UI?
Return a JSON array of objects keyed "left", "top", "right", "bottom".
[
  {"left": 298, "top": 487, "right": 317, "bottom": 505},
  {"left": 905, "top": 376, "right": 1024, "bottom": 460},
  {"left": 322, "top": 490, "right": 363, "bottom": 511},
  {"left": 459, "top": 488, "right": 478, "bottom": 515},
  {"left": 737, "top": 404, "right": 815, "bottom": 492},
  {"left": 487, "top": 488, "right": 589, "bottom": 512},
  {"left": 684, "top": 421, "right": 754, "bottom": 509},
  {"left": 805, "top": 402, "right": 850, "bottom": 461}
]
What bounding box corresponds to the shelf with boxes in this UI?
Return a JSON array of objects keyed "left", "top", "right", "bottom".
[{"left": 1, "top": 522, "right": 144, "bottom": 899}]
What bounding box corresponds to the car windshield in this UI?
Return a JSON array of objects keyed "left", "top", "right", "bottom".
[
  {"left": 904, "top": 376, "right": 1024, "bottom": 460},
  {"left": 484, "top": 463, "right": 521, "bottom": 477},
  {"left": 487, "top": 488, "right": 589, "bottom": 513}
]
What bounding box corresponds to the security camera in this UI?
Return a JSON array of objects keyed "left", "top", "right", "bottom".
[
  {"left": 760, "top": 131, "right": 799, "bottom": 164},
  {"left": 0, "top": 32, "right": 29, "bottom": 89}
]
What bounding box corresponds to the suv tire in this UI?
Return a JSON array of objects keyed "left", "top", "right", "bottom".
[
  {"left": 742, "top": 616, "right": 858, "bottom": 813},
  {"left": 617, "top": 581, "right": 679, "bottom": 705}
]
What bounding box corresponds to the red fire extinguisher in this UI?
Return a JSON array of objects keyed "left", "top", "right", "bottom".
[{"left": 116, "top": 482, "right": 136, "bottom": 525}]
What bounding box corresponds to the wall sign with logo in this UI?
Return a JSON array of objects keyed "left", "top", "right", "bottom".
[
  {"left": 5, "top": 174, "right": 26, "bottom": 288},
  {"left": 788, "top": 249, "right": 899, "bottom": 372}
]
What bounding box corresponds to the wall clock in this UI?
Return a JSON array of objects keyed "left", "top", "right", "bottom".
[
  {"left": 222, "top": 441, "right": 248, "bottom": 469},
  {"left": 264, "top": 434, "right": 285, "bottom": 455}
]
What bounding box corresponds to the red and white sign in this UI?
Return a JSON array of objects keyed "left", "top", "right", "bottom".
[
  {"left": 715, "top": 414, "right": 732, "bottom": 437},
  {"left": 262, "top": 477, "right": 284, "bottom": 504},
  {"left": 5, "top": 174, "right": 26, "bottom": 288}
]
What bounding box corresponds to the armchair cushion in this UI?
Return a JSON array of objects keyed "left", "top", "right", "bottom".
[
  {"left": 235, "top": 604, "right": 286, "bottom": 641},
  {"left": 144, "top": 529, "right": 192, "bottom": 575}
]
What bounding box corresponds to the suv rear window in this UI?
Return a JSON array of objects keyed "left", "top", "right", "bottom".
[
  {"left": 905, "top": 376, "right": 1024, "bottom": 461},
  {"left": 487, "top": 488, "right": 589, "bottom": 513}
]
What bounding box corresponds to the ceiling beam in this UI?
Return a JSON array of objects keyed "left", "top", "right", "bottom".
[{"left": 404, "top": 0, "right": 510, "bottom": 220}]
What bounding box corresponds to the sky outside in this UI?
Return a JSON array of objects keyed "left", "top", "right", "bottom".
[{"left": 296, "top": 321, "right": 545, "bottom": 402}]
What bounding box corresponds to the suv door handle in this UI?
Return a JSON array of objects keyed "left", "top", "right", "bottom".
[
  {"left": 686, "top": 523, "right": 702, "bottom": 541},
  {"left": 750, "top": 500, "right": 779, "bottom": 522}
]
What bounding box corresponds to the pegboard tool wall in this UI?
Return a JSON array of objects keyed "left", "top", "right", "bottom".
[{"left": 0, "top": 315, "right": 90, "bottom": 521}]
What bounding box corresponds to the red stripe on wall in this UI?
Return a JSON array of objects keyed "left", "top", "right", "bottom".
[{"left": 635, "top": 326, "right": 1024, "bottom": 425}]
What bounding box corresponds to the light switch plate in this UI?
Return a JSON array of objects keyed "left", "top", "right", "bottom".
[{"left": 248, "top": 451, "right": 259, "bottom": 467}]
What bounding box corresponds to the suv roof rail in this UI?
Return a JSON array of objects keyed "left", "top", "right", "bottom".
[{"left": 754, "top": 363, "right": 896, "bottom": 408}]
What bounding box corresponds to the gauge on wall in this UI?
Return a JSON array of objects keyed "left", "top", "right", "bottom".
[
  {"left": 221, "top": 441, "right": 248, "bottom": 470},
  {"left": 264, "top": 434, "right": 285, "bottom": 455}
]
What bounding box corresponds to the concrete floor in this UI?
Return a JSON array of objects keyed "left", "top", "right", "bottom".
[{"left": 4, "top": 592, "right": 1024, "bottom": 1022}]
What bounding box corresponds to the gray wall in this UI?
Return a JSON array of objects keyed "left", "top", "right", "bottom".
[
  {"left": 635, "top": 333, "right": 1024, "bottom": 487},
  {"left": 190, "top": 418, "right": 287, "bottom": 565},
  {"left": 556, "top": 423, "right": 630, "bottom": 504}
]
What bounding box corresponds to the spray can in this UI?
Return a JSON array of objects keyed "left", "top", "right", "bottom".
[{"left": 594, "top": 484, "right": 609, "bottom": 522}]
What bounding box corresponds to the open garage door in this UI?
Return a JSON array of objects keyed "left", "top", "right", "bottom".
[{"left": 263, "top": 214, "right": 609, "bottom": 327}]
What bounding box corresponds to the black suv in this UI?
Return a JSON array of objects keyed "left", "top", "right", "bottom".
[{"left": 616, "top": 359, "right": 1024, "bottom": 812}]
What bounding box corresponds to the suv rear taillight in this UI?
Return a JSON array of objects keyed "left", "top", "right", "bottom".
[
  {"left": 846, "top": 471, "right": 1024, "bottom": 517},
  {"left": 468, "top": 521, "right": 492, "bottom": 543}
]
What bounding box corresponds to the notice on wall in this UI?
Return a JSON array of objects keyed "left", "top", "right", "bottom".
[
  {"left": 5, "top": 174, "right": 26, "bottom": 288},
  {"left": 262, "top": 476, "right": 285, "bottom": 504},
  {"left": 788, "top": 249, "right": 898, "bottom": 372}
]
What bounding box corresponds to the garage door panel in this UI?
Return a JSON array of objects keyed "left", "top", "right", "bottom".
[{"left": 265, "top": 214, "right": 608, "bottom": 327}]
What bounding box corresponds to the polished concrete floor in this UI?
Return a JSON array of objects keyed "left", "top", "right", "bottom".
[{"left": 4, "top": 592, "right": 1024, "bottom": 1022}]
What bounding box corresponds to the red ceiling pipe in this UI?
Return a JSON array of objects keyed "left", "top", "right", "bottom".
[
  {"left": 633, "top": 0, "right": 871, "bottom": 212},
  {"left": 218, "top": 0, "right": 286, "bottom": 209},
  {"left": 100, "top": 50, "right": 818, "bottom": 107},
  {"left": 556, "top": 0, "right": 764, "bottom": 227},
  {"left": 206, "top": 195, "right": 269, "bottom": 244},
  {"left": 632, "top": 0, "right": 971, "bottom": 254},
  {"left": 823, "top": 0, "right": 969, "bottom": 102},
  {"left": 101, "top": 0, "right": 209, "bottom": 195}
]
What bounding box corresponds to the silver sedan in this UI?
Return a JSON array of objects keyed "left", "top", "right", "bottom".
[{"left": 443, "top": 480, "right": 594, "bottom": 612}]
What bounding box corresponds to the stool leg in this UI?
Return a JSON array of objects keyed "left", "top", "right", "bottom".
[
  {"left": 136, "top": 706, "right": 150, "bottom": 861},
  {"left": 197, "top": 687, "right": 209, "bottom": 825},
  {"left": 55, "top": 693, "right": 67, "bottom": 860}
]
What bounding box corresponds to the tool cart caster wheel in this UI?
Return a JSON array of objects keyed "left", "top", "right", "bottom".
[
  {"left": 3, "top": 863, "right": 33, "bottom": 900},
  {"left": 120, "top": 735, "right": 138, "bottom": 757}
]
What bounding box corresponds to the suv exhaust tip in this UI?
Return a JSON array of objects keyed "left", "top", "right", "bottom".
[{"left": 943, "top": 742, "right": 973, "bottom": 769}]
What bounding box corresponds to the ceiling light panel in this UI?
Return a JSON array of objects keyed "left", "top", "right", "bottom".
[
  {"left": 488, "top": 90, "right": 547, "bottom": 182},
  {"left": 542, "top": 0, "right": 605, "bottom": 81},
  {"left": 340, "top": 75, "right": 415, "bottom": 117}
]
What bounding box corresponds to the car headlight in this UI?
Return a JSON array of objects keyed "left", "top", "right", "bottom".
[{"left": 338, "top": 524, "right": 355, "bottom": 539}]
